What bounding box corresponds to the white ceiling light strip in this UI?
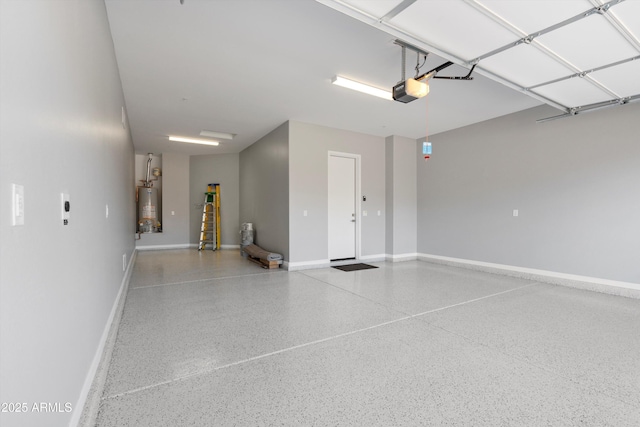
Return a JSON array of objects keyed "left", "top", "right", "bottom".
[
  {"left": 332, "top": 76, "right": 393, "bottom": 100},
  {"left": 169, "top": 136, "right": 219, "bottom": 146}
]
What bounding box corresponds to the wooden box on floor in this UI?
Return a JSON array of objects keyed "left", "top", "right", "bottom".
[{"left": 248, "top": 256, "right": 282, "bottom": 269}]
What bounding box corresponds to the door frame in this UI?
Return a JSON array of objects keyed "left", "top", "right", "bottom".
[{"left": 328, "top": 151, "right": 361, "bottom": 261}]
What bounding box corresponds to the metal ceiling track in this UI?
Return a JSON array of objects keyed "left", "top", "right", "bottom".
[
  {"left": 381, "top": 0, "right": 417, "bottom": 21},
  {"left": 527, "top": 55, "right": 640, "bottom": 90},
  {"left": 466, "top": 0, "right": 626, "bottom": 65},
  {"left": 465, "top": 0, "right": 627, "bottom": 103},
  {"left": 394, "top": 39, "right": 476, "bottom": 81},
  {"left": 589, "top": 0, "right": 640, "bottom": 51},
  {"left": 464, "top": 0, "right": 640, "bottom": 123},
  {"left": 316, "top": 0, "right": 637, "bottom": 121},
  {"left": 536, "top": 93, "right": 640, "bottom": 123},
  {"left": 314, "top": 0, "right": 571, "bottom": 113}
]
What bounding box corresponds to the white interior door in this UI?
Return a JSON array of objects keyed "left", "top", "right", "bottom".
[{"left": 328, "top": 155, "right": 356, "bottom": 260}]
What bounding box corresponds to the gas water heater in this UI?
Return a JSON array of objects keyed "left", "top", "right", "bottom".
[{"left": 137, "top": 153, "right": 162, "bottom": 233}]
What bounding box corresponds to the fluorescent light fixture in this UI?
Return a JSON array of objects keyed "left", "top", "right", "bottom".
[
  {"left": 169, "top": 136, "right": 219, "bottom": 146},
  {"left": 406, "top": 78, "right": 429, "bottom": 98},
  {"left": 200, "top": 130, "right": 235, "bottom": 140},
  {"left": 332, "top": 75, "right": 392, "bottom": 100}
]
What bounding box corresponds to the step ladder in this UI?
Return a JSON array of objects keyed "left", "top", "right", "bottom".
[{"left": 198, "top": 183, "right": 221, "bottom": 251}]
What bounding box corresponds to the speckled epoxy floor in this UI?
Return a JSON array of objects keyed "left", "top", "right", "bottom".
[{"left": 95, "top": 250, "right": 640, "bottom": 426}]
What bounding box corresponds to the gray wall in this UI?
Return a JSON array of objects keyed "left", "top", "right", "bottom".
[
  {"left": 239, "top": 123, "right": 290, "bottom": 259},
  {"left": 190, "top": 153, "right": 240, "bottom": 246},
  {"left": 418, "top": 103, "right": 640, "bottom": 283},
  {"left": 289, "top": 121, "right": 386, "bottom": 263},
  {"left": 160, "top": 152, "right": 190, "bottom": 244},
  {"left": 135, "top": 152, "right": 190, "bottom": 247},
  {"left": 385, "top": 135, "right": 417, "bottom": 256},
  {"left": 0, "top": 1, "right": 135, "bottom": 426}
]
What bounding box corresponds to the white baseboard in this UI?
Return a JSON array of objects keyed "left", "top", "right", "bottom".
[
  {"left": 418, "top": 253, "right": 640, "bottom": 299},
  {"left": 286, "top": 255, "right": 387, "bottom": 271},
  {"left": 137, "top": 243, "right": 243, "bottom": 251},
  {"left": 385, "top": 253, "right": 418, "bottom": 262},
  {"left": 136, "top": 243, "right": 192, "bottom": 250},
  {"left": 73, "top": 249, "right": 137, "bottom": 427},
  {"left": 286, "top": 259, "right": 331, "bottom": 271},
  {"left": 359, "top": 254, "right": 386, "bottom": 262},
  {"left": 188, "top": 244, "right": 240, "bottom": 250}
]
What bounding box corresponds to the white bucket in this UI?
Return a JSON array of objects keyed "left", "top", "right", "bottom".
[{"left": 240, "top": 223, "right": 254, "bottom": 257}]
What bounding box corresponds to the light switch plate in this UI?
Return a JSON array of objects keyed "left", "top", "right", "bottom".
[{"left": 12, "top": 184, "right": 24, "bottom": 226}]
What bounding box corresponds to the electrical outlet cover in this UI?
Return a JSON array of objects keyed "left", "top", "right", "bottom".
[
  {"left": 61, "top": 193, "right": 70, "bottom": 221},
  {"left": 12, "top": 184, "right": 24, "bottom": 226}
]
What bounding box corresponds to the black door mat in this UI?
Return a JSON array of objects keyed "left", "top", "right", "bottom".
[{"left": 332, "top": 263, "right": 378, "bottom": 272}]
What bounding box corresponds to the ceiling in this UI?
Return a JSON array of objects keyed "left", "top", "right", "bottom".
[{"left": 105, "top": 0, "right": 639, "bottom": 156}]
